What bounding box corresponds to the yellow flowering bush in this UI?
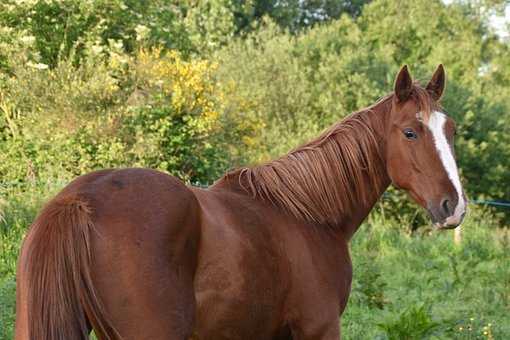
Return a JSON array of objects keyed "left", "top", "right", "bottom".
[
  {"left": 135, "top": 49, "right": 221, "bottom": 133},
  {"left": 118, "top": 48, "right": 262, "bottom": 182}
]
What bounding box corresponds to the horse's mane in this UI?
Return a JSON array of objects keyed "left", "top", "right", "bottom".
[{"left": 222, "top": 85, "right": 436, "bottom": 226}]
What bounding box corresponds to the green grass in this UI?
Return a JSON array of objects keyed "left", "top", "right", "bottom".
[
  {"left": 1, "top": 187, "right": 509, "bottom": 339},
  {"left": 344, "top": 209, "right": 510, "bottom": 339}
]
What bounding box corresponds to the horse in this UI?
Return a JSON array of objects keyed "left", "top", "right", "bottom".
[{"left": 15, "top": 64, "right": 466, "bottom": 340}]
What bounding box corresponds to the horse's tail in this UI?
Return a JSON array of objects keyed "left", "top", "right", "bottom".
[{"left": 17, "top": 195, "right": 120, "bottom": 340}]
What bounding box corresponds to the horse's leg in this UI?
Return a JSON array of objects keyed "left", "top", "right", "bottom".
[{"left": 88, "top": 174, "right": 201, "bottom": 339}]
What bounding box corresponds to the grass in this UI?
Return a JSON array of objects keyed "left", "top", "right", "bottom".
[
  {"left": 1, "top": 185, "right": 509, "bottom": 339},
  {"left": 344, "top": 208, "right": 510, "bottom": 339}
]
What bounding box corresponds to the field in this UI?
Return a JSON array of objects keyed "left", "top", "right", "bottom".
[{"left": 1, "top": 184, "right": 509, "bottom": 339}]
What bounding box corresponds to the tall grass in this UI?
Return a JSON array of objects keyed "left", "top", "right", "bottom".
[{"left": 1, "top": 186, "right": 509, "bottom": 339}]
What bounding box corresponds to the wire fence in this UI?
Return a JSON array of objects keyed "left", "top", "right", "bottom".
[
  {"left": 469, "top": 200, "right": 510, "bottom": 208},
  {"left": 381, "top": 191, "right": 510, "bottom": 209}
]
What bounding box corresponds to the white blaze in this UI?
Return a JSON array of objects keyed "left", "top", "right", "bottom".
[{"left": 427, "top": 111, "right": 466, "bottom": 225}]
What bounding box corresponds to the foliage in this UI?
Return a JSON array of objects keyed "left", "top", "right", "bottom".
[
  {"left": 231, "top": 0, "right": 371, "bottom": 32},
  {"left": 214, "top": 17, "right": 393, "bottom": 160},
  {"left": 376, "top": 304, "right": 439, "bottom": 340},
  {"left": 350, "top": 253, "right": 388, "bottom": 310},
  {"left": 121, "top": 48, "right": 259, "bottom": 181},
  {"left": 0, "top": 46, "right": 260, "bottom": 185},
  {"left": 0, "top": 0, "right": 241, "bottom": 67},
  {"left": 0, "top": 0, "right": 370, "bottom": 69}
]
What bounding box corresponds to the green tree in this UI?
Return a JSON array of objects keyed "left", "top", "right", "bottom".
[
  {"left": 0, "top": 0, "right": 240, "bottom": 67},
  {"left": 232, "top": 0, "right": 371, "bottom": 32}
]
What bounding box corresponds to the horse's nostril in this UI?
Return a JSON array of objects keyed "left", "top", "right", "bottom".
[{"left": 441, "top": 199, "right": 450, "bottom": 215}]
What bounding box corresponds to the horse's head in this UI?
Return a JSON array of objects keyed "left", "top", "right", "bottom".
[{"left": 386, "top": 65, "right": 466, "bottom": 229}]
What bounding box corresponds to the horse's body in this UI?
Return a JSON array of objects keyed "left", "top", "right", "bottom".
[
  {"left": 15, "top": 65, "right": 466, "bottom": 339},
  {"left": 16, "top": 167, "right": 373, "bottom": 339},
  {"left": 193, "top": 175, "right": 368, "bottom": 339}
]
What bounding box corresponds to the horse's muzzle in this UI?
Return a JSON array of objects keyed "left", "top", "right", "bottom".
[{"left": 428, "top": 200, "right": 466, "bottom": 229}]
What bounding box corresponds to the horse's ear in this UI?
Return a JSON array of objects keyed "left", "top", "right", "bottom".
[
  {"left": 394, "top": 65, "right": 413, "bottom": 102},
  {"left": 426, "top": 64, "right": 446, "bottom": 101}
]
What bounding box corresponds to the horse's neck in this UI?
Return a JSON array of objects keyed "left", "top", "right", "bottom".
[
  {"left": 338, "top": 170, "right": 391, "bottom": 240},
  {"left": 330, "top": 108, "right": 391, "bottom": 239},
  {"left": 213, "top": 102, "right": 392, "bottom": 239}
]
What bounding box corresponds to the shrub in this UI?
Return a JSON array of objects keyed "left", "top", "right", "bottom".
[
  {"left": 376, "top": 304, "right": 439, "bottom": 340},
  {"left": 0, "top": 47, "right": 261, "bottom": 186}
]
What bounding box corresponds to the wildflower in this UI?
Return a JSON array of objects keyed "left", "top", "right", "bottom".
[
  {"left": 135, "top": 25, "right": 150, "bottom": 41},
  {"left": 91, "top": 45, "right": 103, "bottom": 55},
  {"left": 27, "top": 61, "right": 48, "bottom": 70},
  {"left": 20, "top": 35, "right": 36, "bottom": 44}
]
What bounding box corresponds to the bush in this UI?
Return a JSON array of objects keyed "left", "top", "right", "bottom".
[
  {"left": 376, "top": 304, "right": 439, "bottom": 340},
  {"left": 0, "top": 47, "right": 261, "bottom": 186}
]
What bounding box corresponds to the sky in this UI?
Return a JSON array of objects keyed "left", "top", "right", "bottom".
[{"left": 490, "top": 4, "right": 510, "bottom": 39}]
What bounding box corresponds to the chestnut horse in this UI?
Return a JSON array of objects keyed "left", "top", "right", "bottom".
[{"left": 15, "top": 65, "right": 466, "bottom": 340}]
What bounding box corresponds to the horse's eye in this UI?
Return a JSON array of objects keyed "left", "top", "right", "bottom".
[{"left": 403, "top": 128, "right": 417, "bottom": 140}]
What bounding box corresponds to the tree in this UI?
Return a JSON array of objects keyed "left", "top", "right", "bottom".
[{"left": 231, "top": 0, "right": 371, "bottom": 32}]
